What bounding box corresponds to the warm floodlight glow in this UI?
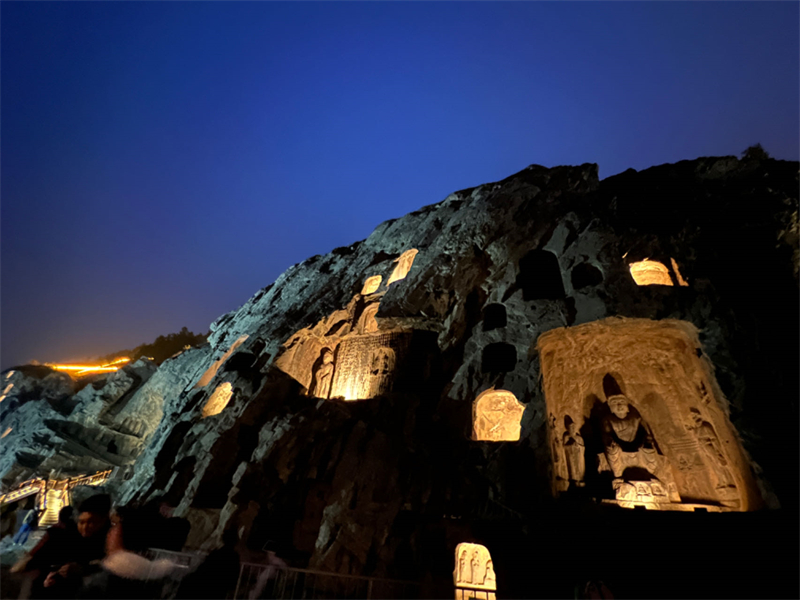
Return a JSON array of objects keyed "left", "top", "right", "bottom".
[
  {"left": 0, "top": 383, "right": 13, "bottom": 404},
  {"left": 202, "top": 382, "right": 233, "bottom": 418},
  {"left": 195, "top": 335, "right": 249, "bottom": 388},
  {"left": 47, "top": 357, "right": 131, "bottom": 377},
  {"left": 1, "top": 428, "right": 11, "bottom": 439},
  {"left": 454, "top": 543, "right": 496, "bottom": 600},
  {"left": 361, "top": 275, "right": 382, "bottom": 295},
  {"left": 388, "top": 249, "right": 419, "bottom": 285},
  {"left": 670, "top": 258, "right": 689, "bottom": 286},
  {"left": 473, "top": 389, "right": 525, "bottom": 441},
  {"left": 628, "top": 260, "right": 673, "bottom": 286}
]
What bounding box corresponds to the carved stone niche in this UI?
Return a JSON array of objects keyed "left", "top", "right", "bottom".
[
  {"left": 201, "top": 382, "right": 233, "bottom": 418},
  {"left": 473, "top": 389, "right": 525, "bottom": 442},
  {"left": 361, "top": 275, "right": 382, "bottom": 295},
  {"left": 454, "top": 543, "right": 496, "bottom": 600},
  {"left": 388, "top": 249, "right": 419, "bottom": 285},
  {"left": 536, "top": 317, "right": 763, "bottom": 512}
]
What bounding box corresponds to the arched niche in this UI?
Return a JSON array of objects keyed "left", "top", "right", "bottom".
[
  {"left": 361, "top": 275, "right": 382, "bottom": 295},
  {"left": 537, "top": 317, "right": 763, "bottom": 511},
  {"left": 202, "top": 382, "right": 233, "bottom": 418},
  {"left": 194, "top": 335, "right": 249, "bottom": 388},
  {"left": 482, "top": 304, "right": 507, "bottom": 331},
  {"left": 518, "top": 249, "right": 565, "bottom": 300},
  {"left": 454, "top": 542, "right": 496, "bottom": 600},
  {"left": 358, "top": 303, "right": 381, "bottom": 334},
  {"left": 473, "top": 389, "right": 525, "bottom": 442},
  {"left": 628, "top": 259, "right": 673, "bottom": 286},
  {"left": 388, "top": 249, "right": 419, "bottom": 285}
]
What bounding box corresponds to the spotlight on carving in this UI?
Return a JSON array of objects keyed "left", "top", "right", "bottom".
[
  {"left": 628, "top": 259, "right": 673, "bottom": 286},
  {"left": 361, "top": 275, "right": 382, "bottom": 295},
  {"left": 473, "top": 389, "right": 525, "bottom": 441},
  {"left": 388, "top": 249, "right": 419, "bottom": 285},
  {"left": 202, "top": 382, "right": 233, "bottom": 418},
  {"left": 195, "top": 335, "right": 249, "bottom": 388},
  {"left": 454, "top": 543, "right": 496, "bottom": 600}
]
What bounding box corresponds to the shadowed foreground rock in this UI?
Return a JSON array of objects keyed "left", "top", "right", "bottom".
[{"left": 1, "top": 155, "right": 797, "bottom": 599}]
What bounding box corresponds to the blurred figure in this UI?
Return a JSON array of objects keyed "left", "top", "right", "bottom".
[
  {"left": 22, "top": 506, "right": 79, "bottom": 597},
  {"left": 76, "top": 505, "right": 177, "bottom": 599},
  {"left": 13, "top": 506, "right": 41, "bottom": 546},
  {"left": 249, "top": 541, "right": 288, "bottom": 600},
  {"left": 175, "top": 528, "right": 241, "bottom": 599},
  {"left": 39, "top": 494, "right": 111, "bottom": 598}
]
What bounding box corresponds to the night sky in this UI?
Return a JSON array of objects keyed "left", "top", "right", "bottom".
[{"left": 2, "top": 2, "right": 798, "bottom": 369}]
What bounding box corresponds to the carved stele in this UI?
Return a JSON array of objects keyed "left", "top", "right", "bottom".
[
  {"left": 388, "top": 249, "right": 419, "bottom": 285},
  {"left": 361, "top": 275, "right": 382, "bottom": 295},
  {"left": 454, "top": 543, "right": 496, "bottom": 599},
  {"left": 537, "top": 317, "right": 763, "bottom": 511},
  {"left": 473, "top": 390, "right": 525, "bottom": 442}
]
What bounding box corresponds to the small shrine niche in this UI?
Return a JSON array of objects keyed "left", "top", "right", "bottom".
[
  {"left": 454, "top": 543, "right": 496, "bottom": 600},
  {"left": 537, "top": 317, "right": 763, "bottom": 512},
  {"left": 194, "top": 334, "right": 249, "bottom": 388},
  {"left": 628, "top": 259, "right": 673, "bottom": 286},
  {"left": 201, "top": 382, "right": 233, "bottom": 418},
  {"left": 361, "top": 275, "right": 382, "bottom": 295},
  {"left": 473, "top": 389, "right": 525, "bottom": 442},
  {"left": 388, "top": 249, "right": 419, "bottom": 285},
  {"left": 518, "top": 249, "right": 566, "bottom": 300}
]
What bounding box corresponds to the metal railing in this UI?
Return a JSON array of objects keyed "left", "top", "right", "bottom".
[{"left": 233, "top": 562, "right": 421, "bottom": 599}]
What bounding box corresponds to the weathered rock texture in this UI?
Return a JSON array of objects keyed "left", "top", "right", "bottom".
[{"left": 1, "top": 155, "right": 798, "bottom": 598}]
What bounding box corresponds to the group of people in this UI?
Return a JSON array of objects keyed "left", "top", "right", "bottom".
[{"left": 7, "top": 494, "right": 248, "bottom": 599}]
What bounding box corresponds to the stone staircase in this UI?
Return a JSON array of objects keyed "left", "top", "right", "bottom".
[{"left": 38, "top": 489, "right": 66, "bottom": 528}]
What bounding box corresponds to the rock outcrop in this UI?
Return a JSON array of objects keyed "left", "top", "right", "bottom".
[{"left": 2, "top": 155, "right": 797, "bottom": 598}]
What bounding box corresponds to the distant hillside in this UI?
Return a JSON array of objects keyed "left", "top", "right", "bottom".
[{"left": 98, "top": 327, "right": 208, "bottom": 365}]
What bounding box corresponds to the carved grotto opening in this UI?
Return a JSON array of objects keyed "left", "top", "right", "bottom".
[
  {"left": 481, "top": 343, "right": 517, "bottom": 374},
  {"left": 482, "top": 304, "right": 507, "bottom": 332},
  {"left": 454, "top": 543, "right": 497, "bottom": 600},
  {"left": 537, "top": 317, "right": 763, "bottom": 512},
  {"left": 518, "top": 249, "right": 566, "bottom": 300}
]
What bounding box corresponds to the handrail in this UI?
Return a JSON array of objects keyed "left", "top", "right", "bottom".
[
  {"left": 0, "top": 469, "right": 113, "bottom": 505},
  {"left": 237, "top": 561, "right": 419, "bottom": 587}
]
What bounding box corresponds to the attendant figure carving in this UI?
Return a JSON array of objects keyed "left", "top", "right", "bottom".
[
  {"left": 686, "top": 409, "right": 736, "bottom": 493},
  {"left": 562, "top": 418, "right": 586, "bottom": 487},
  {"left": 549, "top": 413, "right": 568, "bottom": 484},
  {"left": 313, "top": 349, "right": 335, "bottom": 399}
]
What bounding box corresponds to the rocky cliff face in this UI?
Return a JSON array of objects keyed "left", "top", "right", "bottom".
[{"left": 2, "top": 155, "right": 797, "bottom": 597}]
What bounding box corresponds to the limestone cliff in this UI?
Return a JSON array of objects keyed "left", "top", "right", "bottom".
[{"left": 1, "top": 155, "right": 797, "bottom": 598}]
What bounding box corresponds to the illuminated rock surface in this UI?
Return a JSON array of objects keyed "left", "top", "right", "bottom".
[{"left": 1, "top": 155, "right": 798, "bottom": 598}]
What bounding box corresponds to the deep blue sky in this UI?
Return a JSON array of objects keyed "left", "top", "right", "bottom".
[{"left": 2, "top": 2, "right": 798, "bottom": 369}]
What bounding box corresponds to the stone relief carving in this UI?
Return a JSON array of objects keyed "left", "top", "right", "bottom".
[
  {"left": 454, "top": 543, "right": 496, "bottom": 596},
  {"left": 628, "top": 259, "right": 673, "bottom": 286},
  {"left": 201, "top": 382, "right": 233, "bottom": 418},
  {"left": 388, "top": 249, "right": 419, "bottom": 285},
  {"left": 549, "top": 413, "right": 568, "bottom": 488},
  {"left": 562, "top": 417, "right": 586, "bottom": 486},
  {"left": 598, "top": 393, "right": 680, "bottom": 504},
  {"left": 473, "top": 390, "right": 525, "bottom": 442},
  {"left": 361, "top": 275, "right": 382, "bottom": 295},
  {"left": 312, "top": 349, "right": 335, "bottom": 400},
  {"left": 358, "top": 303, "right": 380, "bottom": 334},
  {"left": 368, "top": 347, "right": 395, "bottom": 397},
  {"left": 685, "top": 408, "right": 738, "bottom": 503},
  {"left": 536, "top": 318, "right": 762, "bottom": 511}
]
